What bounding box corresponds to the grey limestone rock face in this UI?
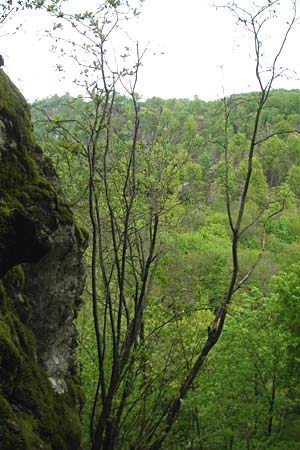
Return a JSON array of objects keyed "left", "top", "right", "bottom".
[
  {"left": 0, "top": 68, "right": 87, "bottom": 449},
  {"left": 23, "top": 222, "right": 86, "bottom": 394}
]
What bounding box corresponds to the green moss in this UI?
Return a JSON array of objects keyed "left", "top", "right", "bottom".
[
  {"left": 15, "top": 191, "right": 30, "bottom": 204},
  {"left": 0, "top": 71, "right": 33, "bottom": 147},
  {"left": 1, "top": 193, "right": 25, "bottom": 213},
  {"left": 19, "top": 414, "right": 52, "bottom": 450},
  {"left": 56, "top": 195, "right": 74, "bottom": 225},
  {"left": 0, "top": 278, "right": 83, "bottom": 450},
  {"left": 0, "top": 71, "right": 75, "bottom": 238},
  {"left": 0, "top": 278, "right": 28, "bottom": 394},
  {"left": 0, "top": 394, "right": 53, "bottom": 450},
  {"left": 23, "top": 183, "right": 53, "bottom": 202},
  {"left": 0, "top": 318, "right": 24, "bottom": 394},
  {"left": 0, "top": 392, "right": 14, "bottom": 418},
  {"left": 13, "top": 362, "right": 83, "bottom": 450},
  {"left": 0, "top": 395, "right": 25, "bottom": 450},
  {"left": 0, "top": 70, "right": 84, "bottom": 450},
  {"left": 75, "top": 223, "right": 89, "bottom": 246},
  {"left": 0, "top": 200, "right": 10, "bottom": 212},
  {"left": 5, "top": 265, "right": 25, "bottom": 287},
  {"left": 57, "top": 376, "right": 84, "bottom": 448}
]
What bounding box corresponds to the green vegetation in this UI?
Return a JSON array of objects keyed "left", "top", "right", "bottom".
[
  {"left": 32, "top": 87, "right": 300, "bottom": 450},
  {"left": 2, "top": 0, "right": 300, "bottom": 448}
]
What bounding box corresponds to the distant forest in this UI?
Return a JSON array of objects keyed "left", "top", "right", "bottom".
[{"left": 32, "top": 88, "right": 300, "bottom": 450}]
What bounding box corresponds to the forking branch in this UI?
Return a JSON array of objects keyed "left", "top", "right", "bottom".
[{"left": 143, "top": 2, "right": 298, "bottom": 450}]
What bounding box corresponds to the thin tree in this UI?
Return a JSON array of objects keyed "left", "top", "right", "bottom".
[
  {"left": 143, "top": 2, "right": 297, "bottom": 449},
  {"left": 34, "top": 2, "right": 186, "bottom": 449},
  {"left": 34, "top": 1, "right": 297, "bottom": 449}
]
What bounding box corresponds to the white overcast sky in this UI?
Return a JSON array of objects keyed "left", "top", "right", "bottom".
[{"left": 1, "top": 0, "right": 300, "bottom": 102}]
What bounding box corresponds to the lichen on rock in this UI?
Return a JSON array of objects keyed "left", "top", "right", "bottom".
[{"left": 0, "top": 70, "right": 87, "bottom": 449}]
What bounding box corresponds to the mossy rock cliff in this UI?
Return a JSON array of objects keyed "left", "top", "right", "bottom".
[{"left": 0, "top": 70, "right": 87, "bottom": 449}]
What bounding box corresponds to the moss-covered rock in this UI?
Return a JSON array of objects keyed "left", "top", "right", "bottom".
[{"left": 0, "top": 70, "right": 87, "bottom": 449}]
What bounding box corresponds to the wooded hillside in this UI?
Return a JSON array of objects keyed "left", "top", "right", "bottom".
[{"left": 31, "top": 88, "right": 300, "bottom": 450}]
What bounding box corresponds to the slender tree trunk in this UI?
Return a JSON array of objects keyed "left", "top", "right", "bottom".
[{"left": 267, "top": 347, "right": 277, "bottom": 436}]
